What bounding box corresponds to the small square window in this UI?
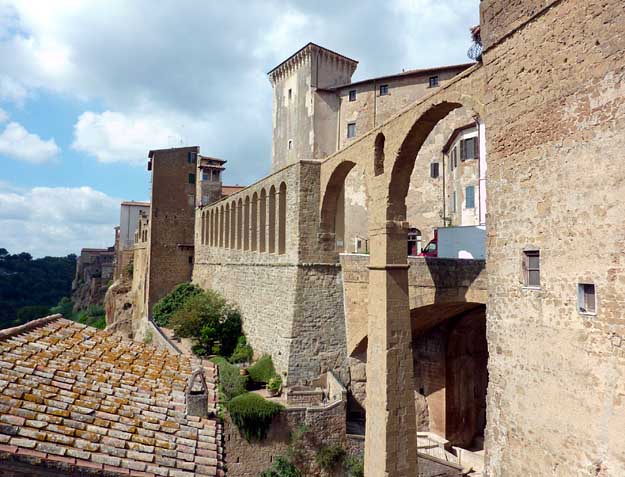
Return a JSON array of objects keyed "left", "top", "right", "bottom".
[
  {"left": 523, "top": 250, "right": 540, "bottom": 288},
  {"left": 379, "top": 84, "right": 389, "bottom": 96},
  {"left": 188, "top": 173, "right": 196, "bottom": 184},
  {"left": 429, "top": 75, "right": 439, "bottom": 88},
  {"left": 577, "top": 283, "right": 596, "bottom": 315},
  {"left": 188, "top": 255, "right": 193, "bottom": 264},
  {"left": 347, "top": 122, "right": 356, "bottom": 139},
  {"left": 349, "top": 90, "right": 357, "bottom": 101},
  {"left": 430, "top": 162, "right": 439, "bottom": 179},
  {"left": 187, "top": 152, "right": 197, "bottom": 163}
]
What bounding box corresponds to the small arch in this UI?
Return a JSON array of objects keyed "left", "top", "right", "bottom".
[
  {"left": 230, "top": 201, "right": 236, "bottom": 248},
  {"left": 374, "top": 133, "right": 385, "bottom": 176},
  {"left": 268, "top": 186, "right": 276, "bottom": 253},
  {"left": 251, "top": 192, "right": 258, "bottom": 252},
  {"left": 212, "top": 209, "right": 217, "bottom": 247},
  {"left": 224, "top": 204, "right": 230, "bottom": 248},
  {"left": 237, "top": 198, "right": 243, "bottom": 250},
  {"left": 201, "top": 211, "right": 206, "bottom": 245},
  {"left": 219, "top": 205, "right": 224, "bottom": 247},
  {"left": 278, "top": 182, "right": 287, "bottom": 255},
  {"left": 244, "top": 196, "right": 250, "bottom": 251},
  {"left": 259, "top": 189, "right": 267, "bottom": 253},
  {"left": 319, "top": 161, "right": 357, "bottom": 242}
]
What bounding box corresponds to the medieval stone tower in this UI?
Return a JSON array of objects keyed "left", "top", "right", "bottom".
[{"left": 268, "top": 42, "right": 358, "bottom": 171}]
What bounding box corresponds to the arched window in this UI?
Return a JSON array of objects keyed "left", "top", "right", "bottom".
[
  {"left": 244, "top": 196, "right": 250, "bottom": 251},
  {"left": 278, "top": 182, "right": 287, "bottom": 255},
  {"left": 268, "top": 186, "right": 276, "bottom": 253},
  {"left": 212, "top": 209, "right": 216, "bottom": 247},
  {"left": 407, "top": 227, "right": 422, "bottom": 256},
  {"left": 259, "top": 189, "right": 267, "bottom": 253},
  {"left": 224, "top": 204, "right": 230, "bottom": 248},
  {"left": 237, "top": 199, "right": 243, "bottom": 250},
  {"left": 219, "top": 206, "right": 224, "bottom": 247},
  {"left": 374, "top": 133, "right": 385, "bottom": 176},
  {"left": 251, "top": 192, "right": 258, "bottom": 251},
  {"left": 201, "top": 211, "right": 206, "bottom": 245},
  {"left": 230, "top": 201, "right": 236, "bottom": 249}
]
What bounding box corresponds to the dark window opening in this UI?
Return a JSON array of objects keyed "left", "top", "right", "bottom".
[
  {"left": 379, "top": 84, "right": 389, "bottom": 96},
  {"left": 188, "top": 255, "right": 193, "bottom": 264},
  {"left": 188, "top": 173, "right": 196, "bottom": 184},
  {"left": 460, "top": 137, "right": 478, "bottom": 161},
  {"left": 429, "top": 75, "right": 439, "bottom": 87},
  {"left": 523, "top": 250, "right": 540, "bottom": 288},
  {"left": 430, "top": 162, "right": 439, "bottom": 179},
  {"left": 187, "top": 152, "right": 197, "bottom": 163},
  {"left": 288, "top": 88, "right": 292, "bottom": 101},
  {"left": 349, "top": 89, "right": 357, "bottom": 101},
  {"left": 578, "top": 283, "right": 596, "bottom": 314}
]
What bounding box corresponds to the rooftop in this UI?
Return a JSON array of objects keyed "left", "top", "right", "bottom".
[
  {"left": 0, "top": 315, "right": 223, "bottom": 477},
  {"left": 121, "top": 201, "right": 150, "bottom": 208}
]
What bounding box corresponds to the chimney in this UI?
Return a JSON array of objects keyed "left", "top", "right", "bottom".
[{"left": 186, "top": 368, "right": 209, "bottom": 418}]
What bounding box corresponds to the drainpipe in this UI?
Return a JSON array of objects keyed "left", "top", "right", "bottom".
[{"left": 476, "top": 118, "right": 487, "bottom": 226}]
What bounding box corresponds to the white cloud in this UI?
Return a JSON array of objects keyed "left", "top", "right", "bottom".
[
  {"left": 0, "top": 121, "right": 59, "bottom": 163},
  {"left": 0, "top": 184, "right": 119, "bottom": 257}
]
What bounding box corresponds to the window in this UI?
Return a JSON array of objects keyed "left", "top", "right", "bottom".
[
  {"left": 347, "top": 122, "right": 356, "bottom": 139},
  {"left": 288, "top": 88, "right": 292, "bottom": 101},
  {"left": 466, "top": 186, "right": 475, "bottom": 209},
  {"left": 523, "top": 250, "right": 540, "bottom": 288},
  {"left": 430, "top": 162, "right": 439, "bottom": 179},
  {"left": 452, "top": 191, "right": 457, "bottom": 213},
  {"left": 349, "top": 89, "right": 357, "bottom": 101},
  {"left": 202, "top": 170, "right": 209, "bottom": 181},
  {"left": 188, "top": 173, "right": 196, "bottom": 184},
  {"left": 429, "top": 75, "right": 439, "bottom": 87},
  {"left": 188, "top": 255, "right": 193, "bottom": 264},
  {"left": 461, "top": 137, "right": 477, "bottom": 161},
  {"left": 577, "top": 284, "right": 596, "bottom": 315},
  {"left": 379, "top": 84, "right": 389, "bottom": 96},
  {"left": 188, "top": 194, "right": 195, "bottom": 206},
  {"left": 450, "top": 147, "right": 457, "bottom": 170},
  {"left": 288, "top": 139, "right": 293, "bottom": 150},
  {"left": 187, "top": 152, "right": 197, "bottom": 163}
]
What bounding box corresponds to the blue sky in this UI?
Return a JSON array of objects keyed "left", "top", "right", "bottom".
[{"left": 0, "top": 0, "right": 479, "bottom": 257}]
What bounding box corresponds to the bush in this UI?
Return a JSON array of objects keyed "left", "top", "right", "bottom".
[
  {"left": 344, "top": 455, "right": 364, "bottom": 477},
  {"left": 230, "top": 335, "right": 253, "bottom": 363},
  {"left": 267, "top": 375, "right": 282, "bottom": 393},
  {"left": 248, "top": 355, "right": 276, "bottom": 384},
  {"left": 226, "top": 392, "right": 283, "bottom": 441},
  {"left": 170, "top": 290, "right": 242, "bottom": 356},
  {"left": 210, "top": 357, "right": 248, "bottom": 401},
  {"left": 15, "top": 305, "right": 50, "bottom": 325},
  {"left": 316, "top": 444, "right": 345, "bottom": 471},
  {"left": 260, "top": 456, "right": 302, "bottom": 477},
  {"left": 50, "top": 297, "right": 73, "bottom": 318},
  {"left": 75, "top": 305, "right": 106, "bottom": 329},
  {"left": 152, "top": 282, "right": 202, "bottom": 327}
]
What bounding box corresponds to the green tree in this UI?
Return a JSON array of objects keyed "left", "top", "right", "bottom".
[
  {"left": 15, "top": 306, "right": 51, "bottom": 326},
  {"left": 152, "top": 282, "right": 202, "bottom": 326}
]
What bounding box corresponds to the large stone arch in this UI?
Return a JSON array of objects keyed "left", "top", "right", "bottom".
[{"left": 318, "top": 160, "right": 357, "bottom": 248}]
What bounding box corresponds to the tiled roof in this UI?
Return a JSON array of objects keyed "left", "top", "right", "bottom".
[{"left": 0, "top": 315, "right": 223, "bottom": 477}]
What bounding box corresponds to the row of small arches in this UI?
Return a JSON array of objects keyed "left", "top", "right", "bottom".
[{"left": 200, "top": 183, "right": 287, "bottom": 255}]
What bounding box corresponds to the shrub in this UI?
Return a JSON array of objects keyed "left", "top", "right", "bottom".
[
  {"left": 260, "top": 456, "right": 302, "bottom": 477},
  {"left": 50, "top": 297, "right": 74, "bottom": 318},
  {"left": 267, "top": 375, "right": 282, "bottom": 393},
  {"left": 344, "top": 454, "right": 364, "bottom": 477},
  {"left": 248, "top": 355, "right": 276, "bottom": 384},
  {"left": 210, "top": 356, "right": 248, "bottom": 401},
  {"left": 124, "top": 262, "right": 134, "bottom": 279},
  {"left": 75, "top": 305, "right": 106, "bottom": 329},
  {"left": 316, "top": 444, "right": 345, "bottom": 471},
  {"left": 226, "top": 392, "right": 283, "bottom": 441},
  {"left": 170, "top": 290, "right": 242, "bottom": 356},
  {"left": 230, "top": 335, "right": 253, "bottom": 363},
  {"left": 152, "top": 282, "right": 202, "bottom": 327},
  {"left": 15, "top": 305, "right": 50, "bottom": 325}
]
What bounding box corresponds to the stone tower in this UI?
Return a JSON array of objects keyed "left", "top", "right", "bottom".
[
  {"left": 197, "top": 155, "right": 225, "bottom": 207},
  {"left": 268, "top": 42, "right": 358, "bottom": 171}
]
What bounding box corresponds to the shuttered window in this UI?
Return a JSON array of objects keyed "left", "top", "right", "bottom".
[
  {"left": 466, "top": 186, "right": 475, "bottom": 209},
  {"left": 523, "top": 250, "right": 540, "bottom": 288},
  {"left": 430, "top": 162, "right": 439, "bottom": 179}
]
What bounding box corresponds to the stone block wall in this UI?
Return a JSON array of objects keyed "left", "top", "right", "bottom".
[
  {"left": 481, "top": 0, "right": 625, "bottom": 474},
  {"left": 194, "top": 161, "right": 348, "bottom": 384}
]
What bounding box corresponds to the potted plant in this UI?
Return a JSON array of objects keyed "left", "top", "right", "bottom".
[{"left": 267, "top": 375, "right": 282, "bottom": 397}]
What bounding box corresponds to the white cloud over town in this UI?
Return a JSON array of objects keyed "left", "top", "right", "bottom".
[
  {"left": 0, "top": 184, "right": 119, "bottom": 256},
  {"left": 0, "top": 121, "right": 59, "bottom": 163}
]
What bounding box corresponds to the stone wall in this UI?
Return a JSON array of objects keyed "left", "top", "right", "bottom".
[
  {"left": 223, "top": 401, "right": 347, "bottom": 477},
  {"left": 194, "top": 161, "right": 347, "bottom": 384},
  {"left": 481, "top": 0, "right": 625, "bottom": 475}
]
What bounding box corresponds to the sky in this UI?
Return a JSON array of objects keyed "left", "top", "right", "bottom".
[{"left": 0, "top": 0, "right": 479, "bottom": 257}]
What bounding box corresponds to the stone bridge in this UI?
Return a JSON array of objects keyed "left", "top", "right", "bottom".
[{"left": 340, "top": 255, "right": 487, "bottom": 356}]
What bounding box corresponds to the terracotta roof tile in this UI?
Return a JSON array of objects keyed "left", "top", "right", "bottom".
[{"left": 0, "top": 315, "right": 223, "bottom": 476}]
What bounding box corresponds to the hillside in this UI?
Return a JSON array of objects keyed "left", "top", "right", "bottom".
[{"left": 0, "top": 248, "right": 76, "bottom": 329}]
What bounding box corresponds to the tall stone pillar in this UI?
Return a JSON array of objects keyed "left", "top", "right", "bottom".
[{"left": 364, "top": 219, "right": 417, "bottom": 477}]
